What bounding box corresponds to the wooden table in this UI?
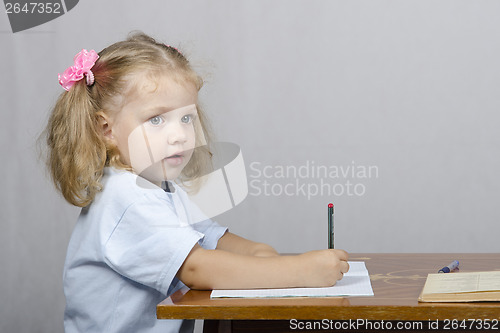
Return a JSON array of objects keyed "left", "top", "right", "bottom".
[{"left": 157, "top": 253, "right": 500, "bottom": 332}]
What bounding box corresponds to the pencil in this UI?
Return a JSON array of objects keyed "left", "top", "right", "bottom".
[{"left": 328, "top": 203, "right": 334, "bottom": 249}]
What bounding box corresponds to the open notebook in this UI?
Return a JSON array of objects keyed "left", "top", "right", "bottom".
[
  {"left": 211, "top": 261, "right": 374, "bottom": 298},
  {"left": 418, "top": 270, "right": 500, "bottom": 302}
]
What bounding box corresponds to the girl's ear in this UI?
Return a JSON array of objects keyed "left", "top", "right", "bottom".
[{"left": 96, "top": 111, "right": 116, "bottom": 145}]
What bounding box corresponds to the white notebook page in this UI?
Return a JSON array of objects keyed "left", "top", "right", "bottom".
[{"left": 210, "top": 261, "right": 374, "bottom": 298}]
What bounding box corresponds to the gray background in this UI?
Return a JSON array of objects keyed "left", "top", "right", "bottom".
[{"left": 1, "top": 0, "right": 499, "bottom": 332}]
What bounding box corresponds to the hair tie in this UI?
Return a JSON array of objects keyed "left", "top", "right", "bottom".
[
  {"left": 165, "top": 44, "right": 182, "bottom": 55},
  {"left": 58, "top": 49, "right": 99, "bottom": 91}
]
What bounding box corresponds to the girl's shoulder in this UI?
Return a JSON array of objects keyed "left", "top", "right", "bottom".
[{"left": 96, "top": 167, "right": 167, "bottom": 208}]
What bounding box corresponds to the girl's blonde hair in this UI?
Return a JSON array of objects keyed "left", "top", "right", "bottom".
[{"left": 46, "top": 32, "right": 213, "bottom": 207}]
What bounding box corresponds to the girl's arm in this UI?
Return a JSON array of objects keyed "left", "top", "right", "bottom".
[
  {"left": 215, "top": 231, "right": 279, "bottom": 257},
  {"left": 176, "top": 244, "right": 349, "bottom": 290}
]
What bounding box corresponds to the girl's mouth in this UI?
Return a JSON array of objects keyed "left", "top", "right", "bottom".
[{"left": 164, "top": 153, "right": 184, "bottom": 166}]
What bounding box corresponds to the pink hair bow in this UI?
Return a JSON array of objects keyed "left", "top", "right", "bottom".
[
  {"left": 166, "top": 44, "right": 182, "bottom": 55},
  {"left": 58, "top": 49, "right": 99, "bottom": 91}
]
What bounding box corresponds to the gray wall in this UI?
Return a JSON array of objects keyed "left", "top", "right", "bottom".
[{"left": 1, "top": 1, "right": 499, "bottom": 332}]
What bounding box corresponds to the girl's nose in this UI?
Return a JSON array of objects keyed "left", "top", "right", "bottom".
[{"left": 167, "top": 123, "right": 188, "bottom": 145}]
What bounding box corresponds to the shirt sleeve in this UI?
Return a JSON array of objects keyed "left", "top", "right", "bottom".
[
  {"left": 181, "top": 194, "right": 228, "bottom": 250},
  {"left": 190, "top": 219, "right": 227, "bottom": 250},
  {"left": 102, "top": 194, "right": 203, "bottom": 295}
]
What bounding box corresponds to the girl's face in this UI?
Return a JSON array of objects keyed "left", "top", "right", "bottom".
[{"left": 106, "top": 74, "right": 200, "bottom": 186}]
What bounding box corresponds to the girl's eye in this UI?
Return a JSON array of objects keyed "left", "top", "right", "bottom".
[
  {"left": 181, "top": 114, "right": 194, "bottom": 124},
  {"left": 149, "top": 116, "right": 163, "bottom": 126}
]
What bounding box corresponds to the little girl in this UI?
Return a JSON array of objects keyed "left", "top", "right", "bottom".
[{"left": 46, "top": 32, "right": 349, "bottom": 333}]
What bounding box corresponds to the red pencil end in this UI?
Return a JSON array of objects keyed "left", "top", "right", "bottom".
[{"left": 328, "top": 203, "right": 333, "bottom": 208}]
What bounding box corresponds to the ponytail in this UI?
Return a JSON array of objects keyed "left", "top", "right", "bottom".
[{"left": 46, "top": 81, "right": 106, "bottom": 207}]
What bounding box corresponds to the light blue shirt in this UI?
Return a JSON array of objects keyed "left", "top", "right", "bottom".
[{"left": 63, "top": 168, "right": 227, "bottom": 333}]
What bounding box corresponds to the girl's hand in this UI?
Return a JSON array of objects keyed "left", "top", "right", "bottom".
[{"left": 296, "top": 249, "right": 349, "bottom": 287}]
